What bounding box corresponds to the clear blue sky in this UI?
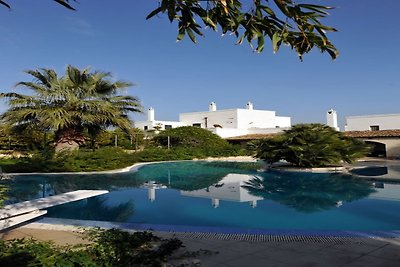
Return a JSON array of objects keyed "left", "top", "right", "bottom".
[{"left": 1, "top": 0, "right": 399, "bottom": 129}]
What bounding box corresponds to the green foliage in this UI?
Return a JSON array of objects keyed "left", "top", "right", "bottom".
[
  {"left": 203, "top": 161, "right": 263, "bottom": 171},
  {"left": 0, "top": 125, "right": 50, "bottom": 151},
  {"left": 153, "top": 126, "right": 230, "bottom": 150},
  {"left": 0, "top": 143, "right": 247, "bottom": 173},
  {"left": 0, "top": 66, "right": 142, "bottom": 152},
  {"left": 254, "top": 124, "right": 370, "bottom": 168},
  {"left": 0, "top": 126, "right": 247, "bottom": 173},
  {"left": 146, "top": 0, "right": 338, "bottom": 59},
  {"left": 0, "top": 229, "right": 183, "bottom": 267},
  {"left": 1, "top": 1, "right": 337, "bottom": 59},
  {"left": 86, "top": 229, "right": 182, "bottom": 266},
  {"left": 1, "top": 147, "right": 136, "bottom": 173}
]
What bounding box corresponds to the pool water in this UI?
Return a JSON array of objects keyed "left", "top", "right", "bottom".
[{"left": 2, "top": 161, "right": 400, "bottom": 231}]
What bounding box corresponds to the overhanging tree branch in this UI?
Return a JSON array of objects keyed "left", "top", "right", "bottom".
[{"left": 1, "top": 0, "right": 338, "bottom": 59}]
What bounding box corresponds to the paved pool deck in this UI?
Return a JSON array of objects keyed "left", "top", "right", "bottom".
[{"left": 1, "top": 224, "right": 399, "bottom": 267}]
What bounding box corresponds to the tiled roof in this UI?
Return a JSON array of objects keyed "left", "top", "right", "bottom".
[
  {"left": 226, "top": 129, "right": 400, "bottom": 141},
  {"left": 344, "top": 130, "right": 400, "bottom": 138}
]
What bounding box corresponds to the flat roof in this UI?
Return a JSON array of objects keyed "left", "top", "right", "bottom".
[
  {"left": 180, "top": 108, "right": 276, "bottom": 115},
  {"left": 346, "top": 113, "right": 400, "bottom": 119}
]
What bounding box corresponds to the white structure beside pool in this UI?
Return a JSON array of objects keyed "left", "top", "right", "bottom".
[
  {"left": 135, "top": 102, "right": 291, "bottom": 138},
  {"left": 345, "top": 113, "right": 400, "bottom": 131}
]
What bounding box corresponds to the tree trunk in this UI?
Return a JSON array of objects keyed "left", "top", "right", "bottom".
[{"left": 54, "top": 128, "right": 85, "bottom": 153}]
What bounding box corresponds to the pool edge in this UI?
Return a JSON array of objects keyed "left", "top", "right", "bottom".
[{"left": 25, "top": 217, "right": 400, "bottom": 239}]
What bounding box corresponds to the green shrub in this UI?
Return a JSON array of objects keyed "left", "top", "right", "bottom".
[
  {"left": 153, "top": 126, "right": 230, "bottom": 150},
  {"left": 0, "top": 229, "right": 182, "bottom": 267},
  {"left": 255, "top": 124, "right": 370, "bottom": 168}
]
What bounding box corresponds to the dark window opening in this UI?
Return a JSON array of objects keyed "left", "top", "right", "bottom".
[
  {"left": 144, "top": 126, "right": 148, "bottom": 130},
  {"left": 370, "top": 125, "right": 380, "bottom": 131},
  {"left": 192, "top": 123, "right": 201, "bottom": 127},
  {"left": 165, "top": 125, "right": 172, "bottom": 129}
]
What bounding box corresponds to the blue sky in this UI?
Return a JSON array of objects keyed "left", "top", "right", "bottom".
[{"left": 1, "top": 0, "right": 399, "bottom": 129}]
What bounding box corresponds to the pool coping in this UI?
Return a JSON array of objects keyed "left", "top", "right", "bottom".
[{"left": 28, "top": 217, "right": 400, "bottom": 239}]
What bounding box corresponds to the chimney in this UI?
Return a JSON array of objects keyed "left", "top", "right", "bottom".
[
  {"left": 148, "top": 107, "right": 155, "bottom": 121},
  {"left": 209, "top": 102, "right": 217, "bottom": 112},
  {"left": 246, "top": 101, "right": 254, "bottom": 110},
  {"left": 326, "top": 109, "right": 340, "bottom": 131}
]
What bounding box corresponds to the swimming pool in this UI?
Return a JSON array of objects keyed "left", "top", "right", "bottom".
[{"left": 2, "top": 161, "right": 400, "bottom": 232}]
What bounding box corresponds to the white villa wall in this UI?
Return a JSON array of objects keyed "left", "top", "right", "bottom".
[
  {"left": 179, "top": 109, "right": 239, "bottom": 129},
  {"left": 137, "top": 103, "right": 291, "bottom": 138},
  {"left": 275, "top": 116, "right": 291, "bottom": 128},
  {"left": 236, "top": 109, "right": 276, "bottom": 129},
  {"left": 345, "top": 114, "right": 400, "bottom": 131},
  {"left": 210, "top": 127, "right": 289, "bottom": 138},
  {"left": 180, "top": 107, "right": 291, "bottom": 131},
  {"left": 135, "top": 120, "right": 184, "bottom": 131}
]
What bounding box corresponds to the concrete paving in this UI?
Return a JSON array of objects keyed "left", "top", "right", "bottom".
[{"left": 1, "top": 225, "right": 399, "bottom": 266}]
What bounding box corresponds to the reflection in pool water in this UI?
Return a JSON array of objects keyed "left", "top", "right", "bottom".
[{"left": 1, "top": 161, "right": 400, "bottom": 231}]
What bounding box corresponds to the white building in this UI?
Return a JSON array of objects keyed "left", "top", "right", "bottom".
[
  {"left": 135, "top": 102, "right": 291, "bottom": 138},
  {"left": 344, "top": 113, "right": 400, "bottom": 159},
  {"left": 179, "top": 102, "right": 291, "bottom": 138},
  {"left": 345, "top": 113, "right": 400, "bottom": 131},
  {"left": 135, "top": 107, "right": 185, "bottom": 131}
]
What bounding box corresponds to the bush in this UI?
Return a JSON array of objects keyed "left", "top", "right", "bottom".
[
  {"left": 1, "top": 147, "right": 138, "bottom": 173},
  {"left": 255, "top": 124, "right": 370, "bottom": 168},
  {"left": 0, "top": 229, "right": 182, "bottom": 267},
  {"left": 153, "top": 126, "right": 230, "bottom": 150}
]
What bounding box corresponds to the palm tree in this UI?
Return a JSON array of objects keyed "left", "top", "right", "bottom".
[{"left": 0, "top": 65, "right": 142, "bottom": 152}]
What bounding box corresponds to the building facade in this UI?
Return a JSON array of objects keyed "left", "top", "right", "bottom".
[
  {"left": 179, "top": 102, "right": 291, "bottom": 138},
  {"left": 345, "top": 114, "right": 400, "bottom": 131},
  {"left": 344, "top": 113, "right": 400, "bottom": 159},
  {"left": 134, "top": 107, "right": 185, "bottom": 131},
  {"left": 135, "top": 102, "right": 291, "bottom": 138}
]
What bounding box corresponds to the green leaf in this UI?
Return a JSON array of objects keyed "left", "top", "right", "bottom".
[
  {"left": 256, "top": 36, "right": 265, "bottom": 53},
  {"left": 186, "top": 28, "right": 197, "bottom": 43},
  {"left": 236, "top": 34, "right": 245, "bottom": 45},
  {"left": 146, "top": 7, "right": 163, "bottom": 20},
  {"left": 53, "top": 0, "right": 76, "bottom": 11},
  {"left": 272, "top": 32, "right": 281, "bottom": 53}
]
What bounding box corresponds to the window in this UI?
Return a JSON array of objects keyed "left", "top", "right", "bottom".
[
  {"left": 165, "top": 125, "right": 172, "bottom": 129},
  {"left": 144, "top": 126, "right": 148, "bottom": 130},
  {"left": 370, "top": 125, "right": 380, "bottom": 131},
  {"left": 192, "top": 123, "right": 201, "bottom": 127}
]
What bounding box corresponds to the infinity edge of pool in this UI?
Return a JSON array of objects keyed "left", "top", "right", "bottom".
[{"left": 33, "top": 217, "right": 400, "bottom": 238}]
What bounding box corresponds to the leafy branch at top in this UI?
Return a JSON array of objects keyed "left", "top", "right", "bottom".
[
  {"left": 1, "top": 0, "right": 338, "bottom": 60},
  {"left": 0, "top": 0, "right": 76, "bottom": 10},
  {"left": 147, "top": 0, "right": 338, "bottom": 60}
]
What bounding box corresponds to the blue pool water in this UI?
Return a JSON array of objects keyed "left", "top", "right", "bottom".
[{"left": 2, "top": 161, "right": 400, "bottom": 231}]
